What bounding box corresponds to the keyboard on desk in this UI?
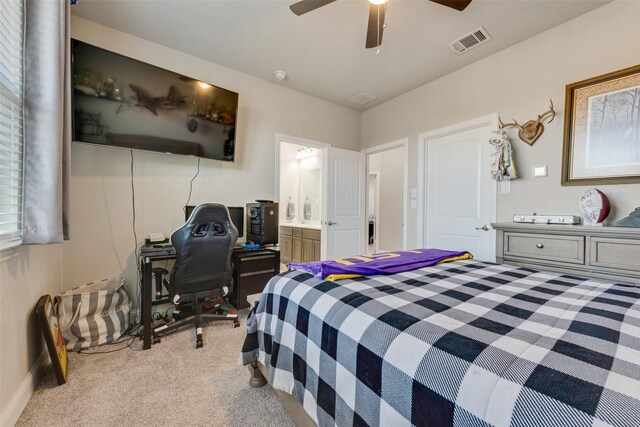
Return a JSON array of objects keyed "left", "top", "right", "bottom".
[{"left": 140, "top": 244, "right": 175, "bottom": 256}]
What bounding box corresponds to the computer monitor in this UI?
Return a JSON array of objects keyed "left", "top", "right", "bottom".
[
  {"left": 227, "top": 207, "right": 244, "bottom": 238},
  {"left": 184, "top": 205, "right": 243, "bottom": 238}
]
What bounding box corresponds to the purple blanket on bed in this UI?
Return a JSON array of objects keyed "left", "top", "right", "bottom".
[{"left": 287, "top": 248, "right": 472, "bottom": 280}]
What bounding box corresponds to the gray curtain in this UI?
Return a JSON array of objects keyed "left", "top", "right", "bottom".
[{"left": 23, "top": 0, "right": 71, "bottom": 244}]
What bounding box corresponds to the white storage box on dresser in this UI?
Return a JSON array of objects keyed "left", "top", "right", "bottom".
[{"left": 492, "top": 223, "right": 640, "bottom": 285}]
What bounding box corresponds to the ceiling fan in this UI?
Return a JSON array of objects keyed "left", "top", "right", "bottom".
[{"left": 289, "top": 0, "right": 472, "bottom": 49}]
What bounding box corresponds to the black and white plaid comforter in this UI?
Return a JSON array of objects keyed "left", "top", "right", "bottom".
[{"left": 241, "top": 259, "right": 640, "bottom": 426}]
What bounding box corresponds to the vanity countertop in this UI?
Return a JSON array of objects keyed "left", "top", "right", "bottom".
[{"left": 280, "top": 223, "right": 321, "bottom": 230}]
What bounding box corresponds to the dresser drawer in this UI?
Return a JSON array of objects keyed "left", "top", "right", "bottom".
[
  {"left": 238, "top": 253, "right": 277, "bottom": 275},
  {"left": 292, "top": 228, "right": 303, "bottom": 237},
  {"left": 590, "top": 237, "right": 640, "bottom": 272},
  {"left": 504, "top": 232, "right": 585, "bottom": 264}
]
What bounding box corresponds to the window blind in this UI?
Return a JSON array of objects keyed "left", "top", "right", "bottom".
[{"left": 0, "top": 0, "right": 24, "bottom": 250}]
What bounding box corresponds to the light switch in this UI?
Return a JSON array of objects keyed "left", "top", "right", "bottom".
[
  {"left": 533, "top": 165, "right": 548, "bottom": 177},
  {"left": 410, "top": 199, "right": 417, "bottom": 209},
  {"left": 410, "top": 188, "right": 417, "bottom": 198}
]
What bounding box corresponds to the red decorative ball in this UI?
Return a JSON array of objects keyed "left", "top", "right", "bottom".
[{"left": 579, "top": 189, "right": 610, "bottom": 224}]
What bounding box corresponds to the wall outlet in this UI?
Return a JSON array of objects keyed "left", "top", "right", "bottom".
[
  {"left": 500, "top": 180, "right": 511, "bottom": 193},
  {"left": 410, "top": 188, "right": 417, "bottom": 198},
  {"left": 411, "top": 199, "right": 417, "bottom": 209},
  {"left": 129, "top": 309, "right": 141, "bottom": 326}
]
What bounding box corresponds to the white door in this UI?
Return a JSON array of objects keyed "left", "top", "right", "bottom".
[
  {"left": 423, "top": 117, "right": 497, "bottom": 262},
  {"left": 323, "top": 147, "right": 366, "bottom": 260}
]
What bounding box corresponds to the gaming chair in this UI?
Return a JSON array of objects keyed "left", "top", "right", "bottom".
[{"left": 154, "top": 203, "right": 239, "bottom": 348}]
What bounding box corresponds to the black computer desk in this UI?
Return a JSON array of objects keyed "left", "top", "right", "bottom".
[{"left": 139, "top": 244, "right": 280, "bottom": 350}]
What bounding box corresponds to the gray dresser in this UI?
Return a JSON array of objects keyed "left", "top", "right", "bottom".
[{"left": 492, "top": 222, "right": 640, "bottom": 285}]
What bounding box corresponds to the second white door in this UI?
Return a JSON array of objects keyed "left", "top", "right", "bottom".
[{"left": 422, "top": 116, "right": 497, "bottom": 262}]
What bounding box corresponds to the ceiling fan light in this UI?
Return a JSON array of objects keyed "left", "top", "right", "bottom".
[{"left": 368, "top": 0, "right": 387, "bottom": 4}]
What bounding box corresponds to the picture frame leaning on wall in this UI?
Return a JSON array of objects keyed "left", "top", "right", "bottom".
[
  {"left": 36, "top": 294, "right": 69, "bottom": 385},
  {"left": 562, "top": 64, "right": 640, "bottom": 186}
]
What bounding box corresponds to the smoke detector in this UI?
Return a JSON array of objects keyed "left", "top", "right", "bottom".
[
  {"left": 274, "top": 70, "right": 287, "bottom": 80},
  {"left": 449, "top": 26, "right": 492, "bottom": 55}
]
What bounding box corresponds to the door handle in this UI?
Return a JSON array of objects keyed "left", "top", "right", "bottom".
[
  {"left": 475, "top": 225, "right": 490, "bottom": 231},
  {"left": 326, "top": 221, "right": 337, "bottom": 226}
]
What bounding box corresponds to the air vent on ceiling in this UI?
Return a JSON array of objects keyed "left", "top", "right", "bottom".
[
  {"left": 449, "top": 26, "right": 492, "bottom": 55},
  {"left": 349, "top": 92, "right": 377, "bottom": 105}
]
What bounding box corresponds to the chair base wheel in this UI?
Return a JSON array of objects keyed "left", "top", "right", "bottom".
[
  {"left": 233, "top": 320, "right": 240, "bottom": 328},
  {"left": 153, "top": 336, "right": 161, "bottom": 344},
  {"left": 196, "top": 339, "right": 203, "bottom": 349}
]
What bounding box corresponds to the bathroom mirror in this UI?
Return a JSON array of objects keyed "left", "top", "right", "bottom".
[{"left": 300, "top": 168, "right": 320, "bottom": 221}]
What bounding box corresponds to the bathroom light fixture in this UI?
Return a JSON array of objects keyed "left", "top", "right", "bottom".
[
  {"left": 274, "top": 70, "right": 287, "bottom": 81},
  {"left": 296, "top": 147, "right": 313, "bottom": 160}
]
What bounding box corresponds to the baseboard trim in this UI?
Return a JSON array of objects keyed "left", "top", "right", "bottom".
[{"left": 0, "top": 350, "right": 48, "bottom": 427}]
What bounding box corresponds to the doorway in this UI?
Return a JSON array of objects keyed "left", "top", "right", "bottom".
[
  {"left": 367, "top": 172, "right": 379, "bottom": 253},
  {"left": 276, "top": 135, "right": 326, "bottom": 269},
  {"left": 275, "top": 134, "right": 366, "bottom": 262},
  {"left": 278, "top": 141, "right": 324, "bottom": 228},
  {"left": 418, "top": 115, "right": 498, "bottom": 262},
  {"left": 364, "top": 139, "right": 408, "bottom": 253}
]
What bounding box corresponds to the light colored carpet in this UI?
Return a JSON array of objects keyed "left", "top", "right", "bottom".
[{"left": 17, "top": 311, "right": 294, "bottom": 426}]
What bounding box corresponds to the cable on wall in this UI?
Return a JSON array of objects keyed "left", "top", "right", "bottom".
[
  {"left": 130, "top": 150, "right": 142, "bottom": 322},
  {"left": 183, "top": 157, "right": 201, "bottom": 213}
]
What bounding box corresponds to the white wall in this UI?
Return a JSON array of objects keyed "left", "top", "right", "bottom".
[
  {"left": 65, "top": 17, "right": 361, "bottom": 307},
  {"left": 368, "top": 148, "right": 404, "bottom": 251},
  {"left": 361, "top": 1, "right": 640, "bottom": 248},
  {"left": 0, "top": 245, "right": 63, "bottom": 425}
]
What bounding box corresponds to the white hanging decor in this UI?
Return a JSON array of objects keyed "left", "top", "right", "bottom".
[{"left": 489, "top": 128, "right": 517, "bottom": 180}]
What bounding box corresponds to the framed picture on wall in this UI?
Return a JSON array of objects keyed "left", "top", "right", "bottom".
[{"left": 562, "top": 64, "right": 640, "bottom": 185}]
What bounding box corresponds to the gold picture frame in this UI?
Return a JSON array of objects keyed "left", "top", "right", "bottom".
[{"left": 562, "top": 64, "right": 640, "bottom": 186}]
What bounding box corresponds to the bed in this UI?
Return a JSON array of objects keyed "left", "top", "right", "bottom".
[{"left": 241, "top": 258, "right": 640, "bottom": 426}]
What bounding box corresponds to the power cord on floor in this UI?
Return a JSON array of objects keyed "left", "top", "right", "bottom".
[{"left": 76, "top": 323, "right": 144, "bottom": 354}]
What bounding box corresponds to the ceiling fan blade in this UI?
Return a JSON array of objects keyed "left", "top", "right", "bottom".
[
  {"left": 365, "top": 3, "right": 386, "bottom": 49},
  {"left": 289, "top": 0, "right": 337, "bottom": 16},
  {"left": 429, "top": 0, "right": 472, "bottom": 12}
]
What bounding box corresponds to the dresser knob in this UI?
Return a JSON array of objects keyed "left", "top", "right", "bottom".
[{"left": 536, "top": 243, "right": 544, "bottom": 249}]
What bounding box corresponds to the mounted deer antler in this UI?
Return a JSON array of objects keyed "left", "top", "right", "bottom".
[{"left": 499, "top": 99, "right": 555, "bottom": 146}]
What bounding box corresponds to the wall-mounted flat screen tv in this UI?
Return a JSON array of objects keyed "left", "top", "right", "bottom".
[{"left": 71, "top": 39, "right": 239, "bottom": 162}]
